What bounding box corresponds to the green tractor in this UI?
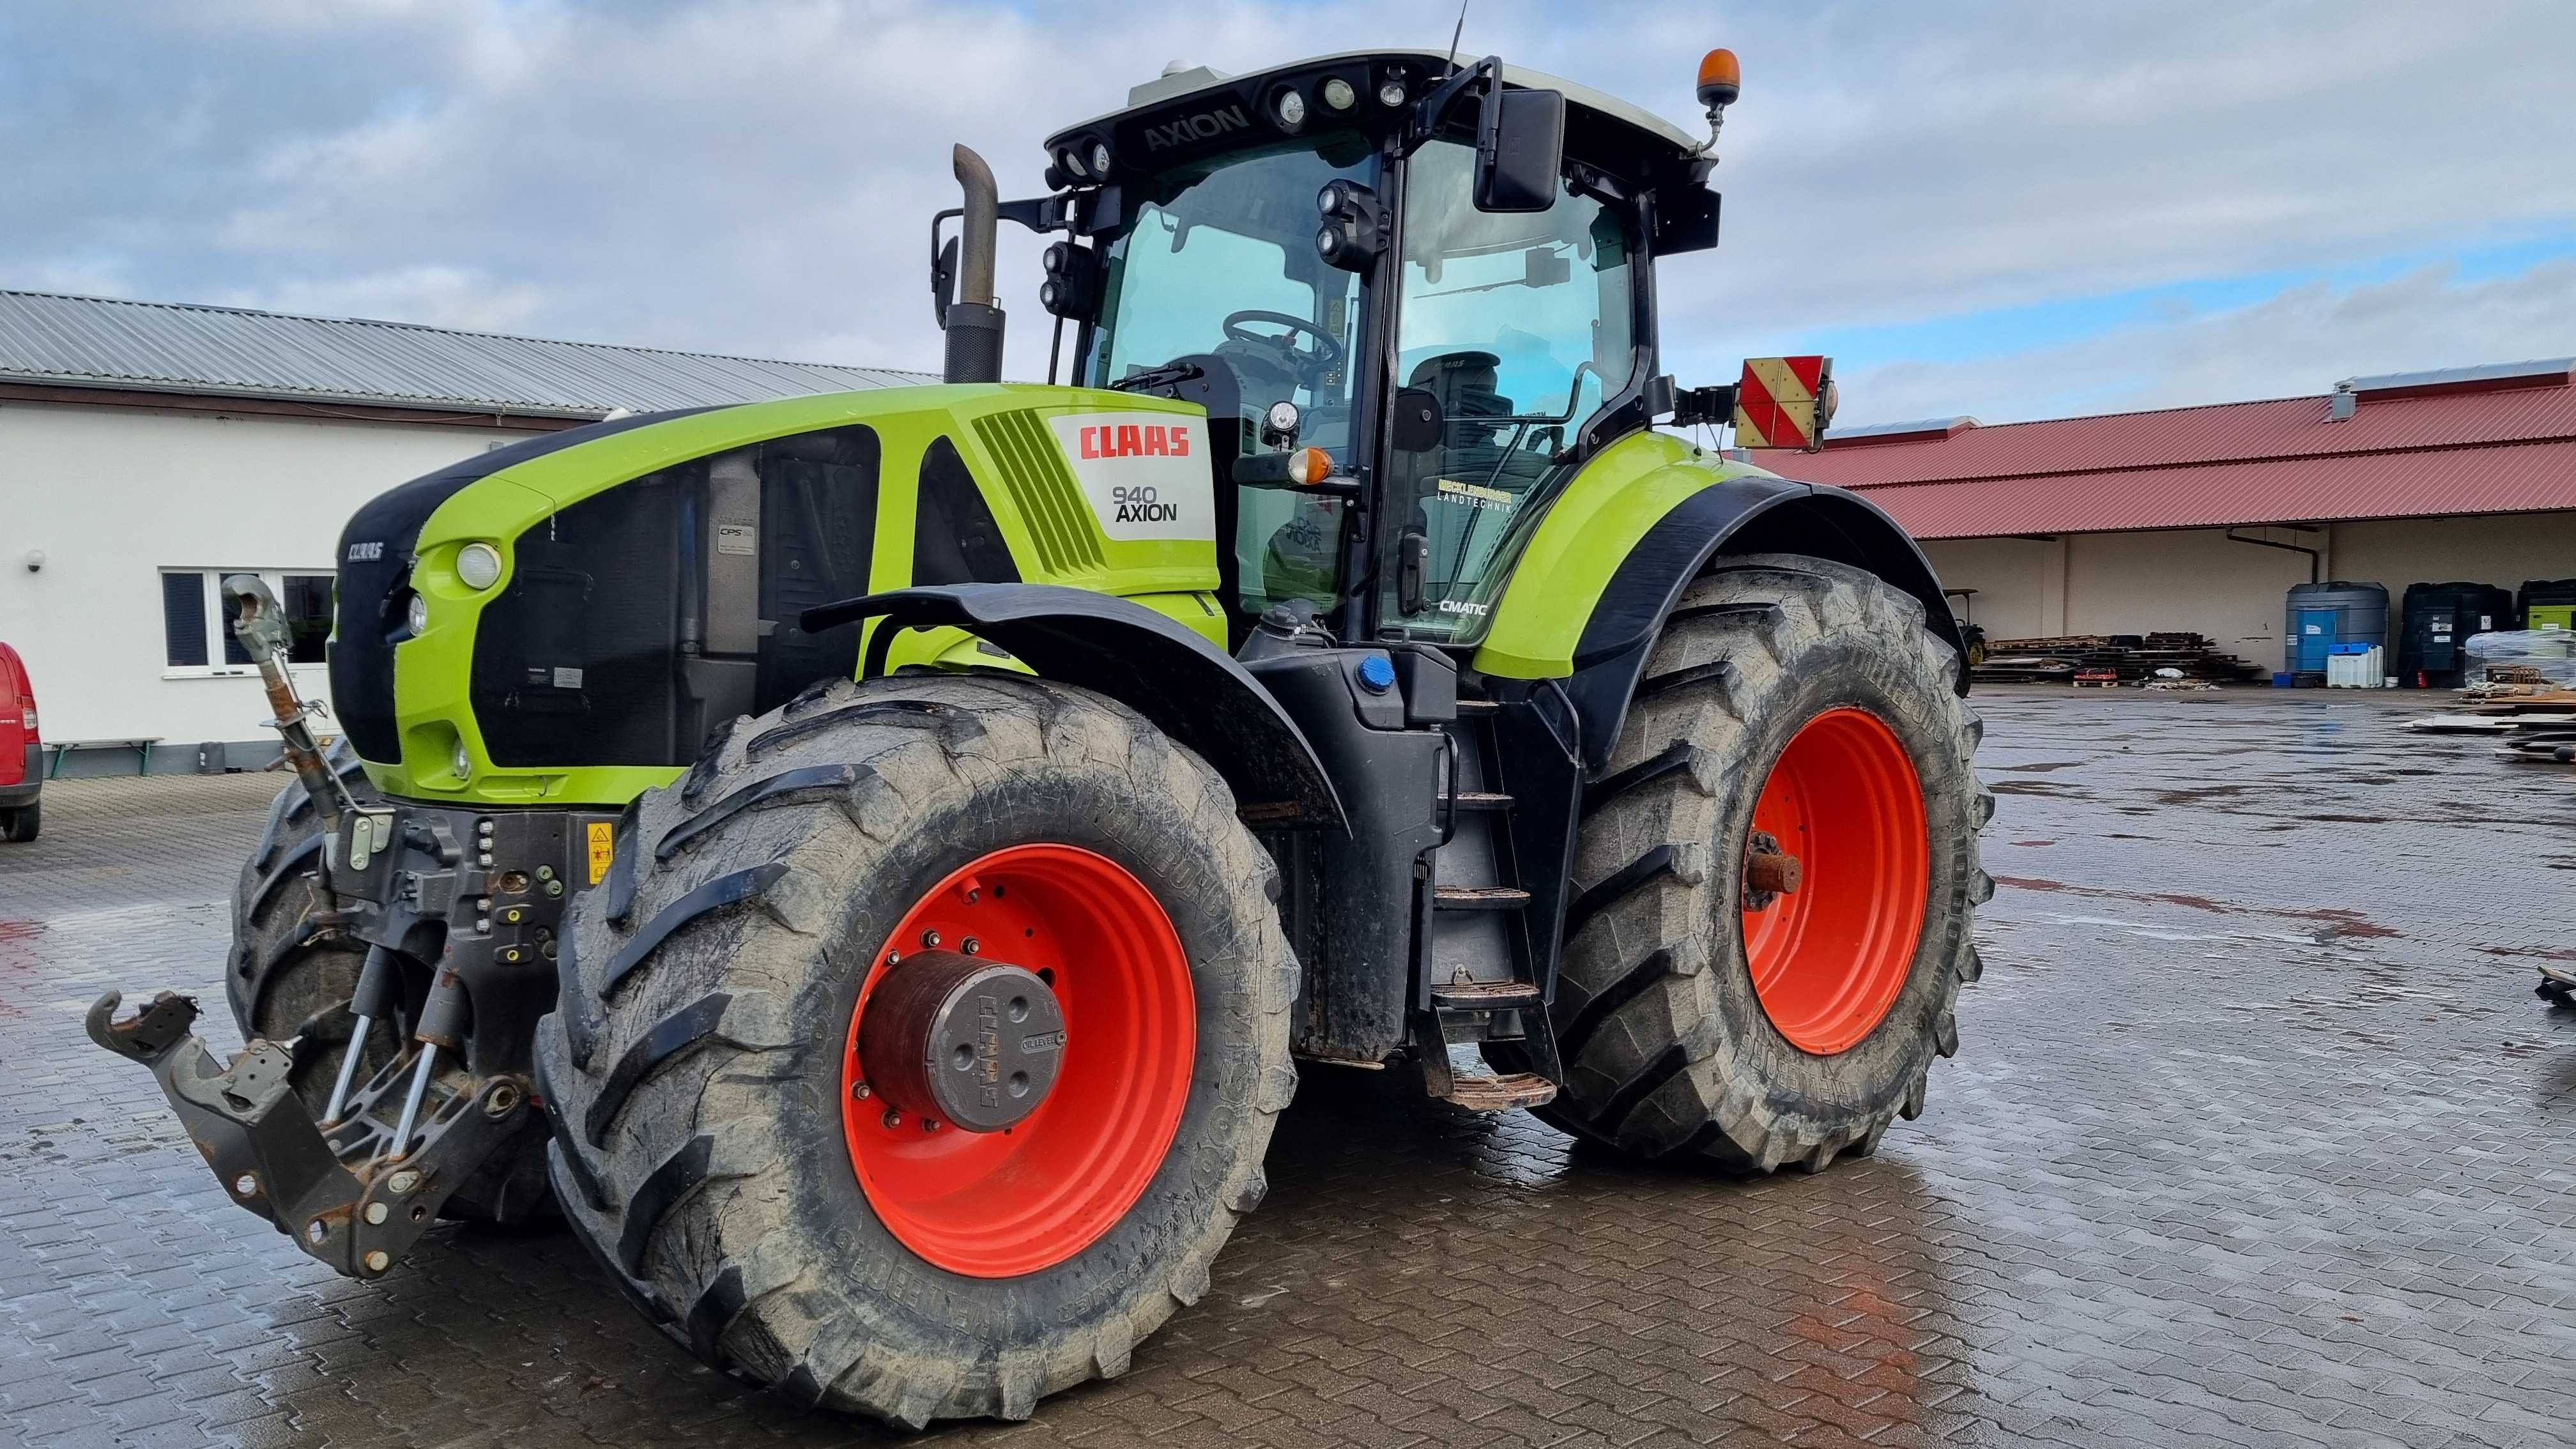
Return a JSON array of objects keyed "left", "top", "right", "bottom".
[{"left": 91, "top": 45, "right": 1988, "bottom": 1426}]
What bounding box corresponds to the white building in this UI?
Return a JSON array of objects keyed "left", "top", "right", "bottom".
[{"left": 0, "top": 290, "right": 927, "bottom": 776}]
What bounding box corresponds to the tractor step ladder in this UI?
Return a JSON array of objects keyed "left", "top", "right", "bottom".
[{"left": 1413, "top": 691, "right": 1561, "bottom": 1112}]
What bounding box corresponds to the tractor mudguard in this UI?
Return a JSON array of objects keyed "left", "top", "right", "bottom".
[
  {"left": 804, "top": 583, "right": 1345, "bottom": 831},
  {"left": 1473, "top": 433, "right": 1965, "bottom": 772}
]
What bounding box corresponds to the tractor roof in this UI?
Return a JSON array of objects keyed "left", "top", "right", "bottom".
[{"left": 1046, "top": 49, "right": 1706, "bottom": 183}]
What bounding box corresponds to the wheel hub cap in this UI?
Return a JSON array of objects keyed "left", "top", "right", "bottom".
[{"left": 856, "top": 951, "right": 1066, "bottom": 1132}]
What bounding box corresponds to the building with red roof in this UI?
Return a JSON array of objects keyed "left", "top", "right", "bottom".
[{"left": 1752, "top": 358, "right": 2576, "bottom": 673}]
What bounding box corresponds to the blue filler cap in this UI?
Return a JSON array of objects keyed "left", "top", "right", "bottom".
[{"left": 1356, "top": 655, "right": 1398, "bottom": 693}]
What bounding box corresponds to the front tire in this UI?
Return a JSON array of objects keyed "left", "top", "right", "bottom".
[
  {"left": 536, "top": 673, "right": 1296, "bottom": 1426},
  {"left": 230, "top": 744, "right": 394, "bottom": 1117},
  {"left": 1538, "top": 554, "right": 1991, "bottom": 1172}
]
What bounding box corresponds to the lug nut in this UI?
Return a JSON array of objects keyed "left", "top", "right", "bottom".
[
  {"left": 882, "top": 1108, "right": 901, "bottom": 1129},
  {"left": 961, "top": 937, "right": 980, "bottom": 956},
  {"left": 920, "top": 930, "right": 940, "bottom": 947},
  {"left": 364, "top": 1201, "right": 389, "bottom": 1225},
  {"left": 850, "top": 1082, "right": 871, "bottom": 1100}
]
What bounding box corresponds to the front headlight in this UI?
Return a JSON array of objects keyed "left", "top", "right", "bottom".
[
  {"left": 452, "top": 738, "right": 473, "bottom": 781},
  {"left": 456, "top": 542, "right": 502, "bottom": 590},
  {"left": 405, "top": 592, "right": 430, "bottom": 636}
]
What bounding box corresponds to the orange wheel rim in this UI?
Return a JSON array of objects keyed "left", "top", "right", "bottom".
[
  {"left": 841, "top": 843, "right": 1194, "bottom": 1277},
  {"left": 1741, "top": 708, "right": 1929, "bottom": 1055}
]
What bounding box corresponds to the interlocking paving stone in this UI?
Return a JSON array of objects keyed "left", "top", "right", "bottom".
[{"left": 0, "top": 689, "right": 2570, "bottom": 1446}]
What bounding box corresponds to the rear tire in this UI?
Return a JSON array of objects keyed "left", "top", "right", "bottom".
[
  {"left": 535, "top": 673, "right": 1296, "bottom": 1427},
  {"left": 0, "top": 803, "right": 36, "bottom": 842},
  {"left": 1537, "top": 554, "right": 1990, "bottom": 1172}
]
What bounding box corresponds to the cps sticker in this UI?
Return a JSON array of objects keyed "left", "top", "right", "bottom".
[{"left": 1046, "top": 410, "right": 1213, "bottom": 544}]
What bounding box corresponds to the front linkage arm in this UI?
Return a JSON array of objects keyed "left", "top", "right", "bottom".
[
  {"left": 87, "top": 576, "right": 571, "bottom": 1280},
  {"left": 86, "top": 990, "right": 527, "bottom": 1276}
]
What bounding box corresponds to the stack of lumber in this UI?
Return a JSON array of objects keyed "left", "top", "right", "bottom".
[
  {"left": 2407, "top": 701, "right": 2576, "bottom": 767},
  {"left": 1971, "top": 632, "right": 2262, "bottom": 687}
]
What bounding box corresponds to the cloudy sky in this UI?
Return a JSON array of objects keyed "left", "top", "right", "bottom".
[{"left": 6, "top": 1, "right": 2572, "bottom": 425}]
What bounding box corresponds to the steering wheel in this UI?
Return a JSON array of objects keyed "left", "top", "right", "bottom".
[{"left": 1222, "top": 310, "right": 1346, "bottom": 373}]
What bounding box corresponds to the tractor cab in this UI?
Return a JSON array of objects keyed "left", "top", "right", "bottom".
[{"left": 957, "top": 50, "right": 1726, "bottom": 648}]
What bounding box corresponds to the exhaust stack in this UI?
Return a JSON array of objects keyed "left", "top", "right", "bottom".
[{"left": 943, "top": 144, "right": 1006, "bottom": 384}]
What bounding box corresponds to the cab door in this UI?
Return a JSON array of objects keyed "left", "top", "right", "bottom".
[{"left": 1376, "top": 138, "right": 1641, "bottom": 641}]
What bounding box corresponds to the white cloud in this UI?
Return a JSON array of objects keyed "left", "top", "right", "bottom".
[
  {"left": 1, "top": 0, "right": 2570, "bottom": 402},
  {"left": 1839, "top": 258, "right": 2576, "bottom": 424}
]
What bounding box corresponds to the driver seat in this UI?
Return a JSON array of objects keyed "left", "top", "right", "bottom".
[{"left": 1408, "top": 351, "right": 1516, "bottom": 484}]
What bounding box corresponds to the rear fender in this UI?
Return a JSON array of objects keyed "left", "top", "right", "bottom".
[
  {"left": 1475, "top": 433, "right": 1963, "bottom": 772},
  {"left": 804, "top": 585, "right": 1344, "bottom": 830}
]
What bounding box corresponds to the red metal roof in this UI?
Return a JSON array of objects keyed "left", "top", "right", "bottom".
[{"left": 1751, "top": 372, "right": 2576, "bottom": 539}]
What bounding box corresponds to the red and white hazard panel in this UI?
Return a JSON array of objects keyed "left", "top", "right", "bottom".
[{"left": 1733, "top": 356, "right": 1834, "bottom": 452}]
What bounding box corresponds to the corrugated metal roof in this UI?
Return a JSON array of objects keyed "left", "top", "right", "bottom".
[
  {"left": 0, "top": 289, "right": 934, "bottom": 418},
  {"left": 1850, "top": 440, "right": 2576, "bottom": 539},
  {"left": 2347, "top": 356, "right": 2576, "bottom": 395},
  {"left": 1827, "top": 416, "right": 1980, "bottom": 444},
  {"left": 1755, "top": 371, "right": 2576, "bottom": 539}
]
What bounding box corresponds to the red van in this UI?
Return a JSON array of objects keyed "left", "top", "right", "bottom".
[{"left": 0, "top": 643, "right": 39, "bottom": 842}]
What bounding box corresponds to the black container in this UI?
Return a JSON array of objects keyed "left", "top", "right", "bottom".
[
  {"left": 2520, "top": 578, "right": 2576, "bottom": 627},
  {"left": 2396, "top": 581, "right": 2515, "bottom": 687}
]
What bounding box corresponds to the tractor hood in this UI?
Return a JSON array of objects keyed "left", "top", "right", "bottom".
[{"left": 332, "top": 384, "right": 1222, "bottom": 806}]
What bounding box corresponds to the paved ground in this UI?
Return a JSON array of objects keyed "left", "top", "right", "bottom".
[{"left": 2, "top": 687, "right": 2573, "bottom": 1448}]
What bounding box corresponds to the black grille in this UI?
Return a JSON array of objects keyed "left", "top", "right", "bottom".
[{"left": 468, "top": 422, "right": 882, "bottom": 770}]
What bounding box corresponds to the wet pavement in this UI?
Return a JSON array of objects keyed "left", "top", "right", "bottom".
[{"left": 3, "top": 687, "right": 2573, "bottom": 1448}]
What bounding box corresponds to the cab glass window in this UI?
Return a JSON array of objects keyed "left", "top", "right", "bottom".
[
  {"left": 1382, "top": 139, "right": 1637, "bottom": 639},
  {"left": 1083, "top": 140, "right": 1376, "bottom": 618}
]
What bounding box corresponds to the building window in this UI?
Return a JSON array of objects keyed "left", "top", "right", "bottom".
[{"left": 161, "top": 569, "right": 332, "bottom": 675}]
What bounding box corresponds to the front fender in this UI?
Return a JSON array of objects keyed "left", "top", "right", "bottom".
[
  {"left": 804, "top": 585, "right": 1344, "bottom": 830},
  {"left": 1475, "top": 431, "right": 1963, "bottom": 771}
]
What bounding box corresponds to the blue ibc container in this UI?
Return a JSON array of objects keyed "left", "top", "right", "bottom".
[{"left": 2285, "top": 581, "right": 2389, "bottom": 673}]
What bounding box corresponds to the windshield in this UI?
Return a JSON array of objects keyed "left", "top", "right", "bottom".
[
  {"left": 1379, "top": 138, "right": 1637, "bottom": 641},
  {"left": 1083, "top": 137, "right": 1376, "bottom": 617}
]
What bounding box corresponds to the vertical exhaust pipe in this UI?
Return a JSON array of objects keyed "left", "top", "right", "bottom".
[{"left": 943, "top": 145, "right": 1006, "bottom": 384}]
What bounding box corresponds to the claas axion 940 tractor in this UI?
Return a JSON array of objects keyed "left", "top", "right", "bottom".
[{"left": 92, "top": 45, "right": 1989, "bottom": 1426}]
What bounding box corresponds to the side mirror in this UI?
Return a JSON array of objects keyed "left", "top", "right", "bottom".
[
  {"left": 1391, "top": 387, "right": 1445, "bottom": 453},
  {"left": 932, "top": 234, "right": 959, "bottom": 328},
  {"left": 1475, "top": 86, "right": 1565, "bottom": 213}
]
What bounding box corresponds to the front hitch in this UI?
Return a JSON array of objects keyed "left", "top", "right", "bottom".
[{"left": 88, "top": 989, "right": 530, "bottom": 1278}]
